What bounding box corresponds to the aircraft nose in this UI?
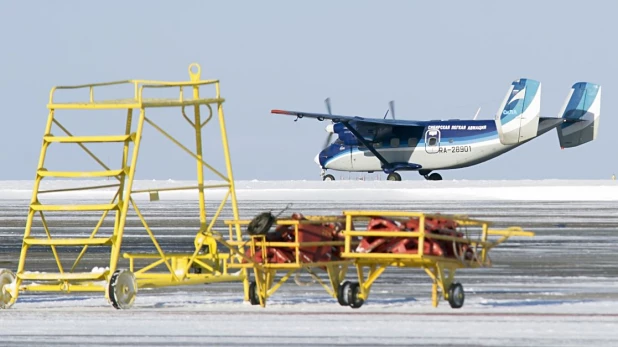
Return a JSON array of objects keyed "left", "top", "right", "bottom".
[{"left": 314, "top": 153, "right": 320, "bottom": 166}]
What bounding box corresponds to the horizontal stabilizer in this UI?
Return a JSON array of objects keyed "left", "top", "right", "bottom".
[
  {"left": 557, "top": 82, "right": 601, "bottom": 148},
  {"left": 494, "top": 78, "right": 541, "bottom": 145}
]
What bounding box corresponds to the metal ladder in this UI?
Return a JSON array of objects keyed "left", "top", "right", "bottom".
[{"left": 2, "top": 63, "right": 247, "bottom": 309}]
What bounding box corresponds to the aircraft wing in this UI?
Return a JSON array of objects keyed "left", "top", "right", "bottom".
[
  {"left": 272, "top": 109, "right": 425, "bottom": 173},
  {"left": 271, "top": 109, "right": 426, "bottom": 127}
]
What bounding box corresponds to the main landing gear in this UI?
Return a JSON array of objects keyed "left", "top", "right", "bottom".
[
  {"left": 386, "top": 172, "right": 401, "bottom": 181},
  {"left": 420, "top": 170, "right": 442, "bottom": 181},
  {"left": 386, "top": 171, "right": 443, "bottom": 181}
]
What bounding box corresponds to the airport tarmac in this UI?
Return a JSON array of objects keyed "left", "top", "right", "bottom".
[{"left": 1, "top": 198, "right": 617, "bottom": 346}]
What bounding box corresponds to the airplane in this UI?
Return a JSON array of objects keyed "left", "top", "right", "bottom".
[{"left": 271, "top": 78, "right": 602, "bottom": 181}]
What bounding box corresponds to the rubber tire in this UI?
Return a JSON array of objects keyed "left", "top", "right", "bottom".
[
  {"left": 427, "top": 173, "right": 442, "bottom": 181},
  {"left": 323, "top": 174, "right": 335, "bottom": 181},
  {"left": 387, "top": 172, "right": 401, "bottom": 181},
  {"left": 447, "top": 282, "right": 465, "bottom": 309},
  {"left": 348, "top": 282, "right": 364, "bottom": 309},
  {"left": 337, "top": 281, "right": 351, "bottom": 306},
  {"left": 107, "top": 269, "right": 137, "bottom": 310},
  {"left": 249, "top": 281, "right": 260, "bottom": 305},
  {"left": 0, "top": 269, "right": 16, "bottom": 309}
]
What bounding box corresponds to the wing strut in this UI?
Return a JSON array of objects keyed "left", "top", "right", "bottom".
[{"left": 340, "top": 122, "right": 391, "bottom": 168}]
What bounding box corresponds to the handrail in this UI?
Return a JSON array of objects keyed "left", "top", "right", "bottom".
[
  {"left": 47, "top": 63, "right": 221, "bottom": 108},
  {"left": 341, "top": 210, "right": 495, "bottom": 225},
  {"left": 224, "top": 212, "right": 533, "bottom": 268}
]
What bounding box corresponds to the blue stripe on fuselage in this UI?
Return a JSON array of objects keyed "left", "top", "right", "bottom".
[{"left": 319, "top": 120, "right": 499, "bottom": 167}]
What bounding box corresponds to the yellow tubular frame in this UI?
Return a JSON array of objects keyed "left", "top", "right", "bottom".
[
  {"left": 224, "top": 216, "right": 355, "bottom": 307},
  {"left": 3, "top": 63, "right": 249, "bottom": 309},
  {"left": 226, "top": 211, "right": 533, "bottom": 308}
]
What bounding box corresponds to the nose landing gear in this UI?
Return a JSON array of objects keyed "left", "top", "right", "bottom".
[
  {"left": 321, "top": 169, "right": 335, "bottom": 181},
  {"left": 323, "top": 174, "right": 335, "bottom": 181}
]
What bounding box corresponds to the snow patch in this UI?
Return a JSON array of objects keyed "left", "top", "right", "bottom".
[{"left": 0, "top": 179, "right": 616, "bottom": 201}]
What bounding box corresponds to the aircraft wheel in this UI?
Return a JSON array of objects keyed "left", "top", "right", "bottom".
[
  {"left": 447, "top": 282, "right": 465, "bottom": 309},
  {"left": 348, "top": 282, "right": 364, "bottom": 309},
  {"left": 427, "top": 173, "right": 442, "bottom": 181},
  {"left": 0, "top": 269, "right": 16, "bottom": 309},
  {"left": 107, "top": 269, "right": 137, "bottom": 310},
  {"left": 249, "top": 281, "right": 260, "bottom": 305},
  {"left": 323, "top": 174, "right": 335, "bottom": 181},
  {"left": 337, "top": 280, "right": 351, "bottom": 306},
  {"left": 387, "top": 172, "right": 401, "bottom": 181}
]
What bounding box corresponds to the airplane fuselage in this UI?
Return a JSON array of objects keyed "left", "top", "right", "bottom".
[{"left": 318, "top": 118, "right": 561, "bottom": 173}]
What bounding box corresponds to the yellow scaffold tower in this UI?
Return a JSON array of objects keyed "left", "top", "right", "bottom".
[{"left": 0, "top": 63, "right": 249, "bottom": 309}]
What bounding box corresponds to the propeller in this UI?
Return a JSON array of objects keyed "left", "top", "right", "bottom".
[
  {"left": 322, "top": 97, "right": 334, "bottom": 149},
  {"left": 321, "top": 97, "right": 353, "bottom": 167},
  {"left": 383, "top": 100, "right": 396, "bottom": 119},
  {"left": 473, "top": 107, "right": 481, "bottom": 120}
]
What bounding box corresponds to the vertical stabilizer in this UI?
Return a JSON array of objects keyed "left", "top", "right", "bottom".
[
  {"left": 494, "top": 78, "right": 541, "bottom": 145},
  {"left": 557, "top": 82, "right": 601, "bottom": 148}
]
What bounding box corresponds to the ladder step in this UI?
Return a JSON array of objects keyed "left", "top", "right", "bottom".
[
  {"left": 18, "top": 272, "right": 106, "bottom": 281},
  {"left": 23, "top": 237, "right": 113, "bottom": 246},
  {"left": 43, "top": 134, "right": 134, "bottom": 143},
  {"left": 30, "top": 203, "right": 120, "bottom": 212},
  {"left": 37, "top": 168, "right": 126, "bottom": 178}
]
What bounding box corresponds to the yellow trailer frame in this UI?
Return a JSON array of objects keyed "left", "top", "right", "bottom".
[
  {"left": 225, "top": 210, "right": 533, "bottom": 309},
  {"left": 225, "top": 215, "right": 356, "bottom": 308},
  {"left": 339, "top": 211, "right": 534, "bottom": 309},
  {"left": 0, "top": 63, "right": 250, "bottom": 310}
]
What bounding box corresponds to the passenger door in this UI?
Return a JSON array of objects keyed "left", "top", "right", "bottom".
[{"left": 424, "top": 129, "right": 441, "bottom": 154}]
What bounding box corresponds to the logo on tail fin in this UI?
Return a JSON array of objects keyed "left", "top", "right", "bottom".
[{"left": 499, "top": 80, "right": 539, "bottom": 125}]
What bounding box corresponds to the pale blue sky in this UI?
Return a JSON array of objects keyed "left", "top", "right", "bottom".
[{"left": 0, "top": 0, "right": 616, "bottom": 181}]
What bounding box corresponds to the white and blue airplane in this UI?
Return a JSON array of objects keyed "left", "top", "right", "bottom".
[{"left": 272, "top": 78, "right": 601, "bottom": 181}]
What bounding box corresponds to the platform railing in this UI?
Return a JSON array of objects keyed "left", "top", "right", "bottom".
[
  {"left": 339, "top": 210, "right": 532, "bottom": 267},
  {"left": 47, "top": 63, "right": 222, "bottom": 109},
  {"left": 225, "top": 216, "right": 356, "bottom": 269}
]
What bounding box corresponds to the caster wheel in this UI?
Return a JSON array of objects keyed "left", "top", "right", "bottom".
[
  {"left": 337, "top": 281, "right": 351, "bottom": 306},
  {"left": 387, "top": 173, "right": 401, "bottom": 181},
  {"left": 348, "top": 282, "right": 364, "bottom": 309},
  {"left": 447, "top": 282, "right": 464, "bottom": 309},
  {"left": 249, "top": 281, "right": 260, "bottom": 305},
  {"left": 0, "top": 269, "right": 16, "bottom": 309},
  {"left": 107, "top": 270, "right": 137, "bottom": 310},
  {"left": 323, "top": 174, "right": 335, "bottom": 181}
]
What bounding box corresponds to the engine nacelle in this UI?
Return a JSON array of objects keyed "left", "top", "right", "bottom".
[
  {"left": 325, "top": 122, "right": 388, "bottom": 146},
  {"left": 325, "top": 123, "right": 346, "bottom": 134}
]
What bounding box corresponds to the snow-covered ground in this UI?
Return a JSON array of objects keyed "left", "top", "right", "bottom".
[
  {"left": 1, "top": 291, "right": 617, "bottom": 346},
  {"left": 0, "top": 179, "right": 617, "bottom": 201},
  {"left": 1, "top": 180, "right": 617, "bottom": 345}
]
